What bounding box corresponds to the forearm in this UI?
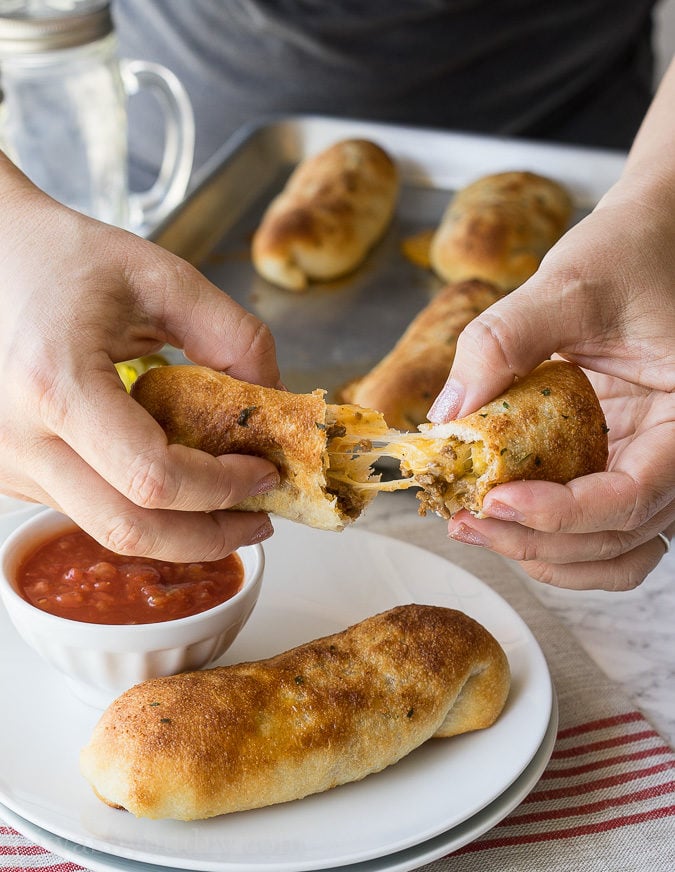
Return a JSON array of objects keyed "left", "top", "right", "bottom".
[
  {"left": 627, "top": 58, "right": 675, "bottom": 174},
  {"left": 602, "top": 58, "right": 675, "bottom": 211},
  {"left": 0, "top": 149, "right": 56, "bottom": 255}
]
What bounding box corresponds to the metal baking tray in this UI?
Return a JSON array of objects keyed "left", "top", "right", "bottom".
[{"left": 150, "top": 114, "right": 626, "bottom": 398}]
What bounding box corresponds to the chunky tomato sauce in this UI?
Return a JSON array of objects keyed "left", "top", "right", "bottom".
[{"left": 16, "top": 529, "right": 245, "bottom": 625}]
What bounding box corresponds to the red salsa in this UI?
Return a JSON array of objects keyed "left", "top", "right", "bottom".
[{"left": 16, "top": 529, "right": 245, "bottom": 625}]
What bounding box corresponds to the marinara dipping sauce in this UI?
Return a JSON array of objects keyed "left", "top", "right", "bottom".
[{"left": 16, "top": 528, "right": 245, "bottom": 625}]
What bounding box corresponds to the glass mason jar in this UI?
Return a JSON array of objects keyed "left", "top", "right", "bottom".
[{"left": 0, "top": 0, "right": 195, "bottom": 233}]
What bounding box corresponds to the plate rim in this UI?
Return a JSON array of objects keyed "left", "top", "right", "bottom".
[
  {"left": 0, "top": 695, "right": 558, "bottom": 872},
  {"left": 0, "top": 519, "right": 552, "bottom": 871}
]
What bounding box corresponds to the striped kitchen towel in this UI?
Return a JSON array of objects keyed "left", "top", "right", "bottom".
[{"left": 437, "top": 711, "right": 674, "bottom": 871}]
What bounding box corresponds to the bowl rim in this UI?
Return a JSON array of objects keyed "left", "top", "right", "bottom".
[
  {"left": 0, "top": 508, "right": 265, "bottom": 634},
  {"left": 0, "top": 495, "right": 43, "bottom": 516}
]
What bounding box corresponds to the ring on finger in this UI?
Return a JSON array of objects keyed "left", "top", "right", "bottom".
[{"left": 656, "top": 532, "right": 671, "bottom": 554}]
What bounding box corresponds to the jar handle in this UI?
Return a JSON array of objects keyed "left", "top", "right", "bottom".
[{"left": 120, "top": 58, "right": 195, "bottom": 235}]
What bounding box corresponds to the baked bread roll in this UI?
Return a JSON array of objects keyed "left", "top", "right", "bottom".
[
  {"left": 340, "top": 279, "right": 504, "bottom": 430},
  {"left": 252, "top": 138, "right": 398, "bottom": 291},
  {"left": 429, "top": 171, "right": 573, "bottom": 291},
  {"left": 80, "top": 604, "right": 510, "bottom": 820},
  {"left": 396, "top": 360, "right": 609, "bottom": 518},
  {"left": 131, "top": 360, "right": 607, "bottom": 527},
  {"left": 130, "top": 365, "right": 391, "bottom": 532}
]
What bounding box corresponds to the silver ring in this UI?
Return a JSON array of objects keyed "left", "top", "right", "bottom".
[{"left": 656, "top": 532, "right": 671, "bottom": 554}]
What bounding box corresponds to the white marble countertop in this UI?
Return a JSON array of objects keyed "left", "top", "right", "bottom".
[
  {"left": 361, "top": 491, "right": 675, "bottom": 749},
  {"left": 518, "top": 547, "right": 675, "bottom": 748}
]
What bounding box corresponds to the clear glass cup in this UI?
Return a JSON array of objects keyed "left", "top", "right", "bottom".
[{"left": 0, "top": 1, "right": 194, "bottom": 234}]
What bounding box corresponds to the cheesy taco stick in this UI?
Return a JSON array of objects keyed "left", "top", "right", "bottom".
[
  {"left": 80, "top": 604, "right": 510, "bottom": 820},
  {"left": 252, "top": 138, "right": 398, "bottom": 291},
  {"left": 130, "top": 364, "right": 392, "bottom": 531},
  {"left": 393, "top": 360, "right": 609, "bottom": 518},
  {"left": 131, "top": 360, "right": 608, "bottom": 525},
  {"left": 430, "top": 171, "right": 572, "bottom": 291}
]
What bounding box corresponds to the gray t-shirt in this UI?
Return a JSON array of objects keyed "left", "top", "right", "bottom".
[{"left": 112, "top": 0, "right": 656, "bottom": 189}]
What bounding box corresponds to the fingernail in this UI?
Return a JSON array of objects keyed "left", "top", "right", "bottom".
[
  {"left": 447, "top": 521, "right": 490, "bottom": 547},
  {"left": 428, "top": 379, "right": 464, "bottom": 423},
  {"left": 248, "top": 472, "right": 280, "bottom": 497},
  {"left": 485, "top": 500, "right": 524, "bottom": 522},
  {"left": 248, "top": 518, "right": 274, "bottom": 544}
]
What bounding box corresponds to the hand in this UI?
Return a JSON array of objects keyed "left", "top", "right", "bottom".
[
  {"left": 428, "top": 178, "right": 675, "bottom": 591},
  {"left": 0, "top": 156, "right": 282, "bottom": 561}
]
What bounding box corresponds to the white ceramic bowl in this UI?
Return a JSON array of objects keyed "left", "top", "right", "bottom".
[{"left": 0, "top": 510, "right": 264, "bottom": 709}]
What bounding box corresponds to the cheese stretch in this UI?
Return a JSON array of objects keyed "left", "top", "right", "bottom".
[{"left": 325, "top": 403, "right": 483, "bottom": 500}]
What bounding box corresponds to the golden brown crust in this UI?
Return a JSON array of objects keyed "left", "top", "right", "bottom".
[
  {"left": 132, "top": 362, "right": 607, "bottom": 526},
  {"left": 407, "top": 361, "right": 609, "bottom": 518},
  {"left": 79, "top": 604, "right": 510, "bottom": 820},
  {"left": 341, "top": 280, "right": 504, "bottom": 429},
  {"left": 429, "top": 171, "right": 573, "bottom": 291},
  {"left": 130, "top": 366, "right": 374, "bottom": 531},
  {"left": 252, "top": 139, "right": 399, "bottom": 291}
]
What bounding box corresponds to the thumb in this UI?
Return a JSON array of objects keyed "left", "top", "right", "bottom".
[
  {"left": 427, "top": 281, "right": 565, "bottom": 422},
  {"left": 115, "top": 230, "right": 282, "bottom": 388}
]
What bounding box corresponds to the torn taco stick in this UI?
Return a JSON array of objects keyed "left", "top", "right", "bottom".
[{"left": 131, "top": 360, "right": 608, "bottom": 526}]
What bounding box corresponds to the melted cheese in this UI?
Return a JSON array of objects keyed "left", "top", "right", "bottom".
[{"left": 324, "top": 403, "right": 480, "bottom": 494}]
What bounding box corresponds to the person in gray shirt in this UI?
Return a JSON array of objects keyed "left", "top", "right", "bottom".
[{"left": 113, "top": 0, "right": 657, "bottom": 188}]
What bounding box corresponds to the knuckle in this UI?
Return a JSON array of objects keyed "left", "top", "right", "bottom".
[
  {"left": 101, "top": 514, "right": 149, "bottom": 557},
  {"left": 554, "top": 484, "right": 595, "bottom": 534},
  {"left": 591, "top": 471, "right": 669, "bottom": 536},
  {"left": 214, "top": 476, "right": 238, "bottom": 509},
  {"left": 535, "top": 508, "right": 569, "bottom": 535},
  {"left": 125, "top": 450, "right": 179, "bottom": 509},
  {"left": 457, "top": 314, "right": 512, "bottom": 370},
  {"left": 605, "top": 559, "right": 648, "bottom": 592},
  {"left": 520, "top": 559, "right": 556, "bottom": 586},
  {"left": 25, "top": 361, "right": 69, "bottom": 433},
  {"left": 172, "top": 257, "right": 205, "bottom": 297},
  {"left": 594, "top": 534, "right": 622, "bottom": 561},
  {"left": 124, "top": 239, "right": 179, "bottom": 286},
  {"left": 199, "top": 532, "right": 235, "bottom": 563},
  {"left": 509, "top": 527, "right": 542, "bottom": 563},
  {"left": 239, "top": 313, "right": 277, "bottom": 365}
]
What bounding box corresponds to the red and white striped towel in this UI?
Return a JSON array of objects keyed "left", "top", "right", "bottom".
[{"left": 440, "top": 711, "right": 675, "bottom": 870}]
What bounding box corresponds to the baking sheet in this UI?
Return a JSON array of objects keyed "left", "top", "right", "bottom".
[{"left": 150, "top": 114, "right": 626, "bottom": 398}]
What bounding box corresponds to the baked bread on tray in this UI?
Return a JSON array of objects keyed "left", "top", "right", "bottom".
[
  {"left": 252, "top": 138, "right": 399, "bottom": 291},
  {"left": 339, "top": 279, "right": 504, "bottom": 430},
  {"left": 429, "top": 170, "right": 573, "bottom": 291}
]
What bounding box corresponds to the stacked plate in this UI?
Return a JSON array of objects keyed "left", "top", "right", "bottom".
[{"left": 0, "top": 518, "right": 556, "bottom": 872}]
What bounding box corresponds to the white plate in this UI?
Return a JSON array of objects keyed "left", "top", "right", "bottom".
[
  {"left": 0, "top": 694, "right": 558, "bottom": 872},
  {"left": 0, "top": 519, "right": 552, "bottom": 872}
]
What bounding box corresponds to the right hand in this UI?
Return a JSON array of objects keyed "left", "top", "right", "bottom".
[
  {"left": 428, "top": 175, "right": 675, "bottom": 591},
  {"left": 0, "top": 154, "right": 282, "bottom": 561},
  {"left": 428, "top": 58, "right": 675, "bottom": 592}
]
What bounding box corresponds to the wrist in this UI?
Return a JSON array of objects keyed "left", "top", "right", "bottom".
[
  {"left": 0, "top": 150, "right": 42, "bottom": 212},
  {"left": 600, "top": 60, "right": 675, "bottom": 217},
  {"left": 596, "top": 162, "right": 675, "bottom": 224}
]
